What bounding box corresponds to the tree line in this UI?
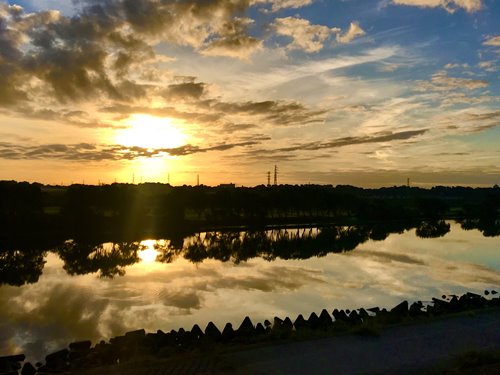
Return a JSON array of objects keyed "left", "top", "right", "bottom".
[{"left": 1, "top": 181, "right": 499, "bottom": 239}]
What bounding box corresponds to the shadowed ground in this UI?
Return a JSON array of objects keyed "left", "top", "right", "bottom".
[{"left": 79, "top": 308, "right": 499, "bottom": 375}]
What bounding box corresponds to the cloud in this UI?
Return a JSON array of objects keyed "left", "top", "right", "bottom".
[
  {"left": 356, "top": 250, "right": 426, "bottom": 265},
  {"left": 272, "top": 18, "right": 365, "bottom": 52},
  {"left": 391, "top": 0, "right": 483, "bottom": 13},
  {"left": 0, "top": 0, "right": 268, "bottom": 107},
  {"left": 438, "top": 92, "right": 497, "bottom": 107},
  {"left": 336, "top": 22, "right": 366, "bottom": 44},
  {"left": 273, "top": 17, "right": 340, "bottom": 53},
  {"left": 0, "top": 283, "right": 120, "bottom": 362},
  {"left": 157, "top": 289, "right": 202, "bottom": 310},
  {"left": 213, "top": 100, "right": 326, "bottom": 126},
  {"left": 253, "top": 129, "right": 428, "bottom": 155},
  {"left": 163, "top": 81, "right": 207, "bottom": 101},
  {"left": 444, "top": 63, "right": 469, "bottom": 69},
  {"left": 0, "top": 140, "right": 262, "bottom": 161},
  {"left": 252, "top": 0, "right": 314, "bottom": 12},
  {"left": 201, "top": 18, "right": 263, "bottom": 59},
  {"left": 483, "top": 35, "right": 500, "bottom": 47},
  {"left": 416, "top": 71, "right": 488, "bottom": 92}
]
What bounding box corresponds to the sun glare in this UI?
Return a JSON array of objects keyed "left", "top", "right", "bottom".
[
  {"left": 138, "top": 240, "right": 159, "bottom": 263},
  {"left": 116, "top": 114, "right": 186, "bottom": 150}
]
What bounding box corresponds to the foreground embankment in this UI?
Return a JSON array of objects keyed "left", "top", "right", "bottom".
[{"left": 1, "top": 291, "right": 499, "bottom": 374}]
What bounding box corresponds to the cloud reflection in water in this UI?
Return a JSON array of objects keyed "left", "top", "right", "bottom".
[{"left": 0, "top": 222, "right": 499, "bottom": 362}]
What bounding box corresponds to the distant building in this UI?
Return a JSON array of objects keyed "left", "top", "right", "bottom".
[{"left": 218, "top": 183, "right": 236, "bottom": 188}]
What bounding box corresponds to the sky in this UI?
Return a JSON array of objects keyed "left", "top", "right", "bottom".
[{"left": 0, "top": 0, "right": 498, "bottom": 187}]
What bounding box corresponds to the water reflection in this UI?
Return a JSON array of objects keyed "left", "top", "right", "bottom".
[
  {"left": 57, "top": 240, "right": 141, "bottom": 278},
  {"left": 0, "top": 249, "right": 46, "bottom": 286},
  {"left": 0, "top": 222, "right": 499, "bottom": 362},
  {"left": 0, "top": 220, "right": 497, "bottom": 284}
]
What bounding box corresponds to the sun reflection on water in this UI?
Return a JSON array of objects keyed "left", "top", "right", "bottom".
[{"left": 138, "top": 240, "right": 159, "bottom": 263}]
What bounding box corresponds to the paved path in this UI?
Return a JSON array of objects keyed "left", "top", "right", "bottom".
[
  {"left": 216, "top": 309, "right": 500, "bottom": 375},
  {"left": 81, "top": 309, "right": 500, "bottom": 375}
]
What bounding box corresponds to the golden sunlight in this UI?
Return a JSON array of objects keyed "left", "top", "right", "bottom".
[
  {"left": 138, "top": 240, "right": 159, "bottom": 263},
  {"left": 116, "top": 114, "right": 186, "bottom": 150}
]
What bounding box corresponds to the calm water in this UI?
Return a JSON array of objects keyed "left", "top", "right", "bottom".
[{"left": 1, "top": 222, "right": 499, "bottom": 361}]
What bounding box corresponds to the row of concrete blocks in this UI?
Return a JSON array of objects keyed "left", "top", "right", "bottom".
[{"left": 1, "top": 290, "right": 498, "bottom": 374}]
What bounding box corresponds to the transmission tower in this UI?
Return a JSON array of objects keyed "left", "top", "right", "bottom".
[
  {"left": 274, "top": 165, "right": 278, "bottom": 186},
  {"left": 267, "top": 171, "right": 271, "bottom": 186}
]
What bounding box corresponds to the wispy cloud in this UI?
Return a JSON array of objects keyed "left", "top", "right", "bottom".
[
  {"left": 0, "top": 140, "right": 262, "bottom": 161},
  {"left": 391, "top": 0, "right": 483, "bottom": 13}
]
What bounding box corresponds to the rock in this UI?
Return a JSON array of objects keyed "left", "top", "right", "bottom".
[
  {"left": 125, "top": 329, "right": 146, "bottom": 338},
  {"left": 492, "top": 290, "right": 498, "bottom": 295},
  {"left": 332, "top": 309, "right": 349, "bottom": 323},
  {"left": 221, "top": 323, "right": 235, "bottom": 341},
  {"left": 0, "top": 354, "right": 26, "bottom": 362},
  {"left": 319, "top": 309, "right": 333, "bottom": 328},
  {"left": 178, "top": 330, "right": 196, "bottom": 346},
  {"left": 390, "top": 300, "right": 409, "bottom": 317},
  {"left": 237, "top": 316, "right": 255, "bottom": 336},
  {"left": 409, "top": 301, "right": 424, "bottom": 317},
  {"left": 69, "top": 349, "right": 90, "bottom": 362},
  {"left": 459, "top": 292, "right": 487, "bottom": 308},
  {"left": 45, "top": 348, "right": 68, "bottom": 363},
  {"left": 283, "top": 317, "right": 293, "bottom": 330},
  {"left": 484, "top": 290, "right": 490, "bottom": 295},
  {"left": 191, "top": 324, "right": 204, "bottom": 340},
  {"left": 0, "top": 359, "right": 17, "bottom": 374},
  {"left": 205, "top": 322, "right": 221, "bottom": 340},
  {"left": 109, "top": 335, "right": 127, "bottom": 347},
  {"left": 69, "top": 340, "right": 92, "bottom": 351},
  {"left": 357, "top": 308, "right": 369, "bottom": 319},
  {"left": 273, "top": 317, "right": 283, "bottom": 330},
  {"left": 45, "top": 348, "right": 69, "bottom": 372},
  {"left": 21, "top": 362, "right": 36, "bottom": 375},
  {"left": 367, "top": 307, "right": 380, "bottom": 314},
  {"left": 431, "top": 297, "right": 450, "bottom": 312},
  {"left": 255, "top": 323, "right": 266, "bottom": 335},
  {"left": 264, "top": 319, "right": 272, "bottom": 329},
  {"left": 307, "top": 312, "right": 320, "bottom": 329},
  {"left": 293, "top": 314, "right": 308, "bottom": 330},
  {"left": 158, "top": 331, "right": 176, "bottom": 347},
  {"left": 348, "top": 310, "right": 362, "bottom": 325}
]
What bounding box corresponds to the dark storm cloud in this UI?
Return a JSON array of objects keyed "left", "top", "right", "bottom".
[{"left": 0, "top": 140, "right": 261, "bottom": 161}]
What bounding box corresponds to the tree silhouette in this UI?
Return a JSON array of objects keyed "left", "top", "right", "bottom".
[{"left": 0, "top": 249, "right": 46, "bottom": 286}]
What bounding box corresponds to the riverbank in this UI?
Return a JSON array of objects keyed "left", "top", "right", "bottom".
[{"left": 1, "top": 291, "right": 498, "bottom": 374}]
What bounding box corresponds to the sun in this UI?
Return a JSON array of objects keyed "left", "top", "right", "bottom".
[
  {"left": 138, "top": 240, "right": 159, "bottom": 263},
  {"left": 116, "top": 114, "right": 186, "bottom": 150}
]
